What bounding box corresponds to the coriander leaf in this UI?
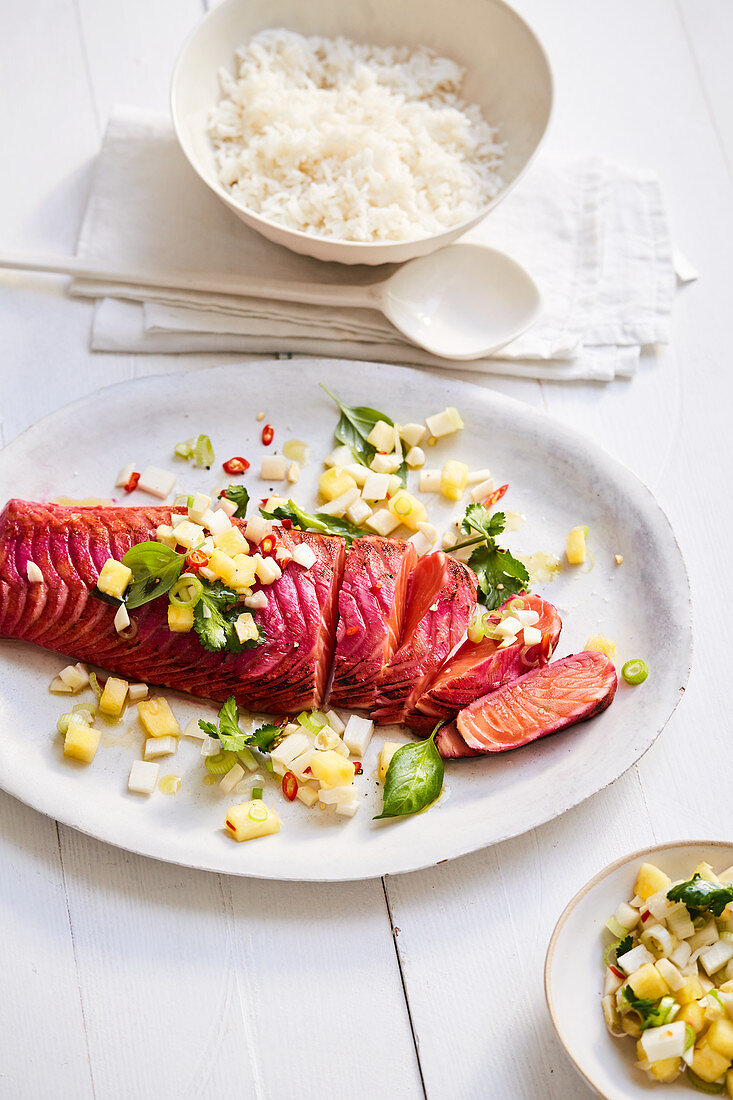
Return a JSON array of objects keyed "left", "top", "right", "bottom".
[
  {"left": 261, "top": 499, "right": 361, "bottom": 545},
  {"left": 220, "top": 483, "right": 250, "bottom": 519},
  {"left": 621, "top": 986, "right": 677, "bottom": 1030},
  {"left": 218, "top": 696, "right": 244, "bottom": 742},
  {"left": 667, "top": 873, "right": 733, "bottom": 918},
  {"left": 197, "top": 719, "right": 219, "bottom": 739},
  {"left": 615, "top": 934, "right": 633, "bottom": 960},
  {"left": 121, "top": 541, "right": 186, "bottom": 609},
  {"left": 247, "top": 721, "right": 281, "bottom": 752},
  {"left": 320, "top": 384, "right": 408, "bottom": 486},
  {"left": 375, "top": 723, "right": 445, "bottom": 820},
  {"left": 193, "top": 581, "right": 265, "bottom": 654},
  {"left": 461, "top": 504, "right": 507, "bottom": 541},
  {"left": 468, "top": 541, "right": 530, "bottom": 611}
]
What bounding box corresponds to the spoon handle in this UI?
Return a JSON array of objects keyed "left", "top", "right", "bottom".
[{"left": 0, "top": 249, "right": 381, "bottom": 310}]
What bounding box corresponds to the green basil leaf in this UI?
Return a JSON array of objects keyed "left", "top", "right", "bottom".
[
  {"left": 220, "top": 484, "right": 250, "bottom": 519},
  {"left": 261, "top": 499, "right": 361, "bottom": 545},
  {"left": 121, "top": 541, "right": 186, "bottom": 609},
  {"left": 375, "top": 725, "right": 445, "bottom": 820},
  {"left": 320, "top": 384, "right": 408, "bottom": 486}
]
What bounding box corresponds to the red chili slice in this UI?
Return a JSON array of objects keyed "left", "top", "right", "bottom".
[
  {"left": 261, "top": 424, "right": 274, "bottom": 446},
  {"left": 123, "top": 471, "right": 140, "bottom": 493},
  {"left": 353, "top": 762, "right": 363, "bottom": 775},
  {"left": 282, "top": 771, "right": 298, "bottom": 801},
  {"left": 610, "top": 965, "right": 625, "bottom": 980},
  {"left": 304, "top": 766, "right": 312, "bottom": 775},
  {"left": 345, "top": 625, "right": 360, "bottom": 637},
  {"left": 280, "top": 518, "right": 292, "bottom": 529},
  {"left": 483, "top": 483, "right": 509, "bottom": 508},
  {"left": 260, "top": 534, "right": 277, "bottom": 555},
  {"left": 225, "top": 819, "right": 235, "bottom": 832},
  {"left": 640, "top": 909, "right": 651, "bottom": 922},
  {"left": 186, "top": 549, "right": 209, "bottom": 571},
  {"left": 222, "top": 456, "right": 250, "bottom": 475}
]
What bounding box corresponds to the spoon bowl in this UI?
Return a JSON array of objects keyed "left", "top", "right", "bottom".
[{"left": 378, "top": 243, "right": 542, "bottom": 359}]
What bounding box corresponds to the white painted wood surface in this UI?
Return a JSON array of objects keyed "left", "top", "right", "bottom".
[{"left": 0, "top": 1, "right": 730, "bottom": 1097}]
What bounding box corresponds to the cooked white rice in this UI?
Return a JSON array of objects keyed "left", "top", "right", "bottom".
[{"left": 208, "top": 29, "right": 504, "bottom": 243}]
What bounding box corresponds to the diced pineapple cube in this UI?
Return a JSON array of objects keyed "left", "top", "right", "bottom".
[
  {"left": 388, "top": 491, "right": 427, "bottom": 532},
  {"left": 365, "top": 420, "right": 396, "bottom": 452},
  {"left": 231, "top": 555, "right": 258, "bottom": 589},
  {"left": 647, "top": 1058, "right": 682, "bottom": 1083},
  {"left": 99, "top": 676, "right": 129, "bottom": 717},
  {"left": 234, "top": 612, "right": 258, "bottom": 643},
  {"left": 566, "top": 526, "right": 587, "bottom": 565},
  {"left": 426, "top": 408, "right": 464, "bottom": 438},
  {"left": 634, "top": 862, "right": 672, "bottom": 901},
  {"left": 208, "top": 549, "right": 239, "bottom": 585},
  {"left": 346, "top": 498, "right": 372, "bottom": 526},
  {"left": 677, "top": 974, "right": 705, "bottom": 1004},
  {"left": 378, "top": 742, "right": 402, "bottom": 782},
  {"left": 213, "top": 526, "right": 249, "bottom": 556},
  {"left": 691, "top": 1043, "right": 731, "bottom": 1083},
  {"left": 63, "top": 716, "right": 101, "bottom": 763},
  {"left": 309, "top": 750, "right": 355, "bottom": 789},
  {"left": 628, "top": 962, "right": 669, "bottom": 1001},
  {"left": 677, "top": 1002, "right": 705, "bottom": 1032},
  {"left": 708, "top": 1019, "right": 733, "bottom": 1060},
  {"left": 585, "top": 634, "right": 616, "bottom": 659},
  {"left": 171, "top": 520, "right": 205, "bottom": 549},
  {"left": 440, "top": 460, "right": 469, "bottom": 501},
  {"left": 225, "top": 801, "right": 280, "bottom": 842},
  {"left": 319, "top": 467, "right": 357, "bottom": 502},
  {"left": 137, "top": 697, "right": 181, "bottom": 738},
  {"left": 96, "top": 558, "right": 132, "bottom": 600},
  {"left": 167, "top": 605, "right": 194, "bottom": 633}
]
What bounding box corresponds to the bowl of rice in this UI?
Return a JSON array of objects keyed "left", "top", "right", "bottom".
[{"left": 171, "top": 0, "right": 552, "bottom": 265}]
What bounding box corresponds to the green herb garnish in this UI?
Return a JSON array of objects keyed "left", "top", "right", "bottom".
[
  {"left": 261, "top": 499, "right": 361, "bottom": 545},
  {"left": 120, "top": 541, "right": 186, "bottom": 609},
  {"left": 199, "top": 696, "right": 281, "bottom": 752},
  {"left": 446, "top": 504, "right": 530, "bottom": 611},
  {"left": 321, "top": 384, "right": 407, "bottom": 486},
  {"left": 193, "top": 581, "right": 265, "bottom": 654},
  {"left": 621, "top": 987, "right": 677, "bottom": 1030},
  {"left": 375, "top": 723, "right": 445, "bottom": 820},
  {"left": 667, "top": 873, "right": 733, "bottom": 918},
  {"left": 220, "top": 484, "right": 250, "bottom": 519}
]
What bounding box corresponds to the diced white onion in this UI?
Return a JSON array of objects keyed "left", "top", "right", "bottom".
[
  {"left": 408, "top": 531, "right": 434, "bottom": 557},
  {"left": 244, "top": 591, "right": 268, "bottom": 610},
  {"left": 144, "top": 735, "right": 178, "bottom": 760},
  {"left": 114, "top": 603, "right": 131, "bottom": 634},
  {"left": 617, "top": 944, "right": 655, "bottom": 975},
  {"left": 286, "top": 462, "right": 300, "bottom": 484},
  {"left": 206, "top": 508, "right": 232, "bottom": 537},
  {"left": 344, "top": 463, "right": 368, "bottom": 487},
  {"left": 639, "top": 1021, "right": 687, "bottom": 1062},
  {"left": 346, "top": 498, "right": 372, "bottom": 526},
  {"left": 244, "top": 516, "right": 273, "bottom": 544},
  {"left": 669, "top": 941, "right": 692, "bottom": 970},
  {"left": 58, "top": 664, "right": 89, "bottom": 691},
  {"left": 614, "top": 901, "right": 641, "bottom": 930},
  {"left": 405, "top": 446, "right": 426, "bottom": 469},
  {"left": 271, "top": 733, "right": 312, "bottom": 768},
  {"left": 138, "top": 466, "right": 176, "bottom": 499},
  {"left": 318, "top": 488, "right": 360, "bottom": 518},
  {"left": 219, "top": 763, "right": 245, "bottom": 794},
  {"left": 260, "top": 456, "right": 288, "bottom": 481},
  {"left": 128, "top": 760, "right": 159, "bottom": 795},
  {"left": 183, "top": 718, "right": 206, "bottom": 740},
  {"left": 26, "top": 561, "right": 44, "bottom": 583},
  {"left": 115, "top": 463, "right": 135, "bottom": 488},
  {"left": 470, "top": 477, "right": 497, "bottom": 502},
  {"left": 361, "top": 471, "right": 391, "bottom": 501},
  {"left": 188, "top": 493, "right": 212, "bottom": 523},
  {"left": 700, "top": 939, "right": 733, "bottom": 976},
  {"left": 293, "top": 544, "right": 317, "bottom": 569},
  {"left": 325, "top": 710, "right": 345, "bottom": 734},
  {"left": 522, "top": 625, "right": 542, "bottom": 646},
  {"left": 335, "top": 800, "right": 359, "bottom": 818},
  {"left": 515, "top": 609, "right": 541, "bottom": 627},
  {"left": 399, "top": 423, "right": 426, "bottom": 448},
  {"left": 343, "top": 715, "right": 373, "bottom": 757},
  {"left": 687, "top": 920, "right": 719, "bottom": 952},
  {"left": 467, "top": 468, "right": 492, "bottom": 486},
  {"left": 419, "top": 469, "right": 442, "bottom": 493},
  {"left": 365, "top": 420, "right": 395, "bottom": 453},
  {"left": 365, "top": 508, "right": 400, "bottom": 537},
  {"left": 215, "top": 497, "right": 238, "bottom": 517},
  {"left": 666, "top": 904, "right": 696, "bottom": 941},
  {"left": 318, "top": 785, "right": 356, "bottom": 805},
  {"left": 324, "top": 445, "right": 353, "bottom": 468},
  {"left": 655, "top": 957, "right": 685, "bottom": 991},
  {"left": 370, "top": 452, "right": 401, "bottom": 474},
  {"left": 495, "top": 616, "right": 523, "bottom": 638},
  {"left": 640, "top": 923, "right": 676, "bottom": 958},
  {"left": 604, "top": 967, "right": 624, "bottom": 995}
]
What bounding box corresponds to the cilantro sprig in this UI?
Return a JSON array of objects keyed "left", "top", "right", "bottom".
[
  {"left": 446, "top": 503, "right": 530, "bottom": 611},
  {"left": 199, "top": 696, "right": 281, "bottom": 752},
  {"left": 667, "top": 873, "right": 733, "bottom": 918},
  {"left": 193, "top": 581, "right": 265, "bottom": 654}
]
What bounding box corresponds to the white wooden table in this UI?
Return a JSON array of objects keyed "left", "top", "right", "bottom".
[{"left": 1, "top": 2, "right": 731, "bottom": 1097}]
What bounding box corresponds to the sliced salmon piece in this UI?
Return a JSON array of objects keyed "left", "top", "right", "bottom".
[
  {"left": 328, "top": 536, "right": 417, "bottom": 709},
  {"left": 0, "top": 500, "right": 345, "bottom": 713},
  {"left": 434, "top": 721, "right": 481, "bottom": 759},
  {"left": 371, "top": 551, "right": 478, "bottom": 725},
  {"left": 450, "top": 650, "right": 617, "bottom": 755},
  {"left": 413, "top": 594, "right": 562, "bottom": 726}
]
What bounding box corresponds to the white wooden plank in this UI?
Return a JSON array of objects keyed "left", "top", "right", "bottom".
[
  {"left": 55, "top": 825, "right": 423, "bottom": 1099},
  {"left": 677, "top": 0, "right": 733, "bottom": 175},
  {"left": 0, "top": 795, "right": 92, "bottom": 1097}
]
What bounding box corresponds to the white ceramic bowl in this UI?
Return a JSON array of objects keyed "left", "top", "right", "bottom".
[
  {"left": 170, "top": 0, "right": 553, "bottom": 265},
  {"left": 545, "top": 841, "right": 733, "bottom": 1099}
]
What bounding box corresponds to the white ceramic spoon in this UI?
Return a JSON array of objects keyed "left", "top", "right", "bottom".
[{"left": 0, "top": 242, "right": 541, "bottom": 360}]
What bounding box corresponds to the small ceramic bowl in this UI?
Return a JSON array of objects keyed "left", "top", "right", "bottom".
[
  {"left": 170, "top": 0, "right": 552, "bottom": 265},
  {"left": 545, "top": 840, "right": 733, "bottom": 1099}
]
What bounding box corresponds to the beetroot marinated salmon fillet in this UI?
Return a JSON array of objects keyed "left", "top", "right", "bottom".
[
  {"left": 329, "top": 536, "right": 417, "bottom": 709},
  {"left": 413, "top": 594, "right": 562, "bottom": 728},
  {"left": 444, "top": 650, "right": 617, "bottom": 756},
  {"left": 0, "top": 500, "right": 345, "bottom": 713},
  {"left": 372, "top": 551, "right": 478, "bottom": 725},
  {"left": 434, "top": 721, "right": 481, "bottom": 759}
]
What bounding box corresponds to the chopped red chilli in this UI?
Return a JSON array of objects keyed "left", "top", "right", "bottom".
[
  {"left": 282, "top": 771, "right": 298, "bottom": 801},
  {"left": 123, "top": 471, "right": 141, "bottom": 493},
  {"left": 186, "top": 549, "right": 209, "bottom": 571},
  {"left": 222, "top": 456, "right": 249, "bottom": 475},
  {"left": 261, "top": 424, "right": 274, "bottom": 446},
  {"left": 483, "top": 483, "right": 509, "bottom": 508}
]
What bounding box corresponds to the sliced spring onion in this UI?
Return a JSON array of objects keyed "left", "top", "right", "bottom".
[
  {"left": 393, "top": 496, "right": 412, "bottom": 517},
  {"left": 252, "top": 787, "right": 263, "bottom": 800},
  {"left": 606, "top": 915, "right": 629, "bottom": 940},
  {"left": 296, "top": 710, "right": 329, "bottom": 736},
  {"left": 509, "top": 597, "right": 528, "bottom": 613},
  {"left": 169, "top": 573, "right": 203, "bottom": 609},
  {"left": 622, "top": 659, "right": 649, "bottom": 685},
  {"left": 174, "top": 439, "right": 195, "bottom": 459},
  {"left": 72, "top": 702, "right": 97, "bottom": 722},
  {"left": 684, "top": 1024, "right": 695, "bottom": 1052},
  {"left": 248, "top": 803, "right": 268, "bottom": 822},
  {"left": 192, "top": 434, "right": 215, "bottom": 469},
  {"left": 56, "top": 713, "right": 73, "bottom": 735},
  {"left": 467, "top": 613, "right": 484, "bottom": 644},
  {"left": 205, "top": 750, "right": 237, "bottom": 776},
  {"left": 686, "top": 1068, "right": 726, "bottom": 1095},
  {"left": 237, "top": 747, "right": 258, "bottom": 772},
  {"left": 88, "top": 671, "right": 103, "bottom": 702},
  {"left": 604, "top": 938, "right": 630, "bottom": 967}
]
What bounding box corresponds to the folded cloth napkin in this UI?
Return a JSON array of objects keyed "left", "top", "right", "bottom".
[{"left": 72, "top": 106, "right": 676, "bottom": 380}]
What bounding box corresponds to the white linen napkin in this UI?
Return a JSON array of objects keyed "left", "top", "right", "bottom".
[{"left": 72, "top": 106, "right": 677, "bottom": 380}]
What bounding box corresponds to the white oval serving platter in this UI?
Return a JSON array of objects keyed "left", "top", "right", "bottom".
[{"left": 0, "top": 359, "right": 691, "bottom": 881}]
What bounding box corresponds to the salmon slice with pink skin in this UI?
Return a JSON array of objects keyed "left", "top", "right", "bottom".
[
  {"left": 329, "top": 535, "right": 417, "bottom": 709},
  {"left": 434, "top": 721, "right": 482, "bottom": 759},
  {"left": 411, "top": 594, "right": 562, "bottom": 730},
  {"left": 442, "top": 650, "right": 617, "bottom": 756},
  {"left": 371, "top": 551, "right": 478, "bottom": 725},
  {"left": 0, "top": 500, "right": 345, "bottom": 713}
]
